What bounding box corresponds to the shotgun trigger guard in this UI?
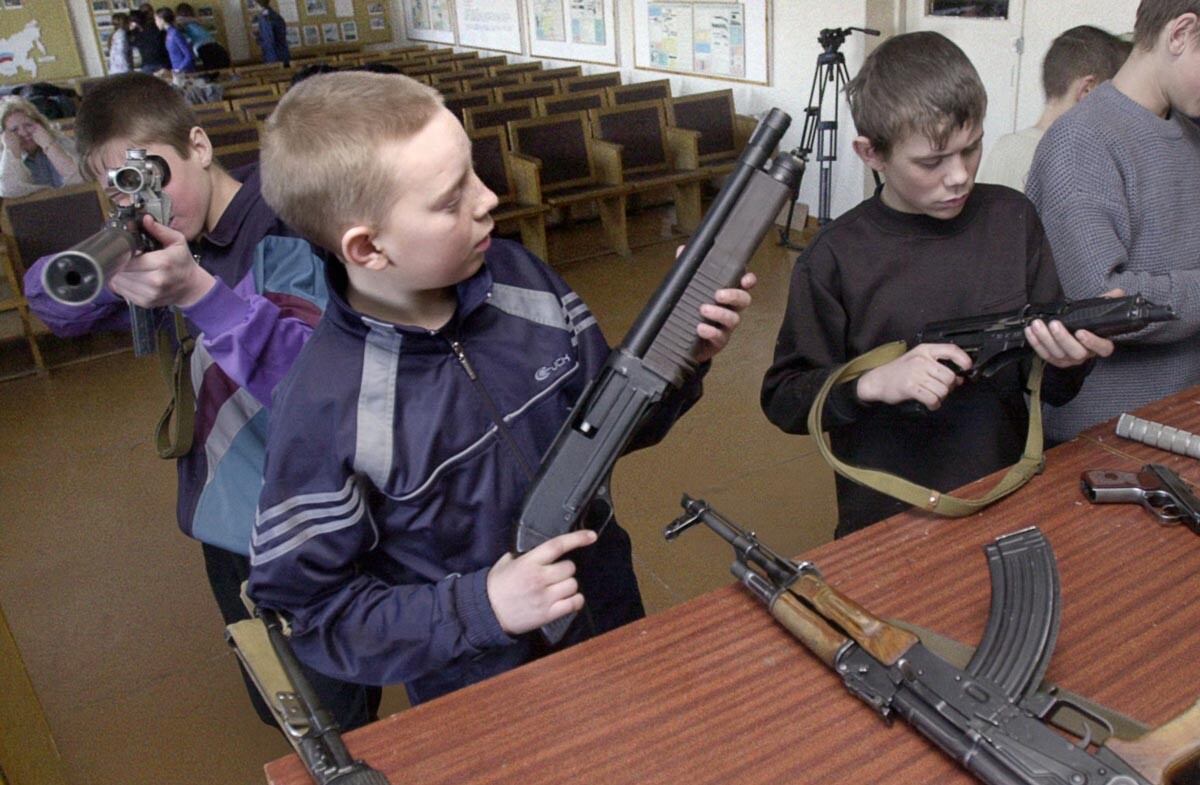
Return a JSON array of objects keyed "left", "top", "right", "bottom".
[{"left": 965, "top": 527, "right": 1061, "bottom": 705}]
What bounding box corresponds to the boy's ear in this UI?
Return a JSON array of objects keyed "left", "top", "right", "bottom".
[
  {"left": 1072, "top": 74, "right": 1099, "bottom": 103},
  {"left": 341, "top": 225, "right": 390, "bottom": 271},
  {"left": 1165, "top": 12, "right": 1199, "bottom": 56},
  {"left": 189, "top": 126, "right": 213, "bottom": 168},
  {"left": 852, "top": 135, "right": 886, "bottom": 172}
]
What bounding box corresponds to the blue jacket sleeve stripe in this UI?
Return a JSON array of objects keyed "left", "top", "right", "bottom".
[
  {"left": 256, "top": 475, "right": 359, "bottom": 535},
  {"left": 252, "top": 487, "right": 368, "bottom": 566}
]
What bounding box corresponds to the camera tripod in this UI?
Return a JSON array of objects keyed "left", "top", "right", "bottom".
[{"left": 779, "top": 26, "right": 879, "bottom": 249}]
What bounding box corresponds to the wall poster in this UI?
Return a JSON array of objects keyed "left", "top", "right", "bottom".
[
  {"left": 404, "top": 0, "right": 456, "bottom": 45},
  {"left": 633, "top": 0, "right": 767, "bottom": 84},
  {"left": 525, "top": 0, "right": 616, "bottom": 65},
  {"left": 455, "top": 0, "right": 522, "bottom": 54}
]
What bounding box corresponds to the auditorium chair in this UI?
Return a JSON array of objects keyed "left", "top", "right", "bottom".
[
  {"left": 665, "top": 89, "right": 758, "bottom": 177},
  {"left": 469, "top": 126, "right": 551, "bottom": 262},
  {"left": 605, "top": 79, "right": 671, "bottom": 107},
  {"left": 536, "top": 89, "right": 608, "bottom": 117}
]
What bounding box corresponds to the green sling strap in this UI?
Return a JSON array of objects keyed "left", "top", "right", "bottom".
[
  {"left": 154, "top": 310, "right": 196, "bottom": 460},
  {"left": 807, "top": 341, "right": 1047, "bottom": 517}
]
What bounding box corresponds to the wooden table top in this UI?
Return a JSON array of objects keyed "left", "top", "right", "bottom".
[{"left": 265, "top": 389, "right": 1200, "bottom": 785}]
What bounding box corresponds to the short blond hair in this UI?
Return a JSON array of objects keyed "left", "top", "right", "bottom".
[
  {"left": 846, "top": 32, "right": 986, "bottom": 159},
  {"left": 260, "top": 71, "right": 444, "bottom": 253}
]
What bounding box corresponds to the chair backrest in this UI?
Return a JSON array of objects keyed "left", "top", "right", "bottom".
[
  {"left": 489, "top": 62, "right": 542, "bottom": 78},
  {"left": 222, "top": 83, "right": 279, "bottom": 101},
  {"left": 200, "top": 112, "right": 246, "bottom": 130},
  {"left": 465, "top": 75, "right": 523, "bottom": 92},
  {"left": 589, "top": 100, "right": 671, "bottom": 175},
  {"left": 1, "top": 183, "right": 108, "bottom": 277},
  {"left": 214, "top": 141, "right": 261, "bottom": 173},
  {"left": 525, "top": 66, "right": 583, "bottom": 85},
  {"left": 536, "top": 89, "right": 608, "bottom": 117},
  {"left": 243, "top": 104, "right": 279, "bottom": 124},
  {"left": 508, "top": 112, "right": 596, "bottom": 192},
  {"left": 231, "top": 96, "right": 279, "bottom": 123},
  {"left": 495, "top": 81, "right": 558, "bottom": 104},
  {"left": 666, "top": 89, "right": 737, "bottom": 160},
  {"left": 205, "top": 122, "right": 261, "bottom": 148},
  {"left": 192, "top": 100, "right": 233, "bottom": 116},
  {"left": 471, "top": 56, "right": 508, "bottom": 70},
  {"left": 562, "top": 72, "right": 622, "bottom": 94},
  {"left": 401, "top": 62, "right": 455, "bottom": 78},
  {"left": 443, "top": 89, "right": 496, "bottom": 122},
  {"left": 606, "top": 79, "right": 671, "bottom": 107},
  {"left": 468, "top": 126, "right": 515, "bottom": 207},
  {"left": 463, "top": 100, "right": 536, "bottom": 136}
]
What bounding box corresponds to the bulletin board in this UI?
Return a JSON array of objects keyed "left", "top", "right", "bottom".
[
  {"left": 525, "top": 0, "right": 617, "bottom": 66},
  {"left": 0, "top": 0, "right": 85, "bottom": 85},
  {"left": 403, "top": 0, "right": 456, "bottom": 46},
  {"left": 632, "top": 0, "right": 769, "bottom": 84},
  {"left": 456, "top": 0, "right": 522, "bottom": 54},
  {"left": 86, "top": 0, "right": 230, "bottom": 74},
  {"left": 243, "top": 0, "right": 392, "bottom": 59}
]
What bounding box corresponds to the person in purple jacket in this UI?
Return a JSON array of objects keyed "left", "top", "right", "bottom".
[
  {"left": 155, "top": 7, "right": 195, "bottom": 74},
  {"left": 23, "top": 73, "right": 380, "bottom": 730},
  {"left": 247, "top": 71, "right": 756, "bottom": 705}
]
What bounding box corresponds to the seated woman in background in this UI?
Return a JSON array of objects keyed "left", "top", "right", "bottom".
[{"left": 0, "top": 97, "right": 83, "bottom": 199}]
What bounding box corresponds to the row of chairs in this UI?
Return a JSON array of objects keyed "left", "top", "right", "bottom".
[{"left": 473, "top": 89, "right": 757, "bottom": 262}]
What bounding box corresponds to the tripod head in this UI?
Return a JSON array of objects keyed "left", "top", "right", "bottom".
[{"left": 817, "top": 26, "right": 880, "bottom": 54}]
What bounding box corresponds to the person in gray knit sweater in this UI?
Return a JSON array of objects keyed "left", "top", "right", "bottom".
[{"left": 1027, "top": 0, "right": 1200, "bottom": 442}]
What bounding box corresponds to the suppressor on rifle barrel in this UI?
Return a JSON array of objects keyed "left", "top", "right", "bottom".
[
  {"left": 41, "top": 226, "right": 139, "bottom": 305},
  {"left": 1116, "top": 413, "right": 1200, "bottom": 459}
]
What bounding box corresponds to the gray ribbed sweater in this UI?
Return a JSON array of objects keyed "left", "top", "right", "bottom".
[{"left": 1027, "top": 82, "right": 1200, "bottom": 441}]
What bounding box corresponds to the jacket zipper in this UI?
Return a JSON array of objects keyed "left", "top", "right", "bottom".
[{"left": 449, "top": 339, "right": 537, "bottom": 481}]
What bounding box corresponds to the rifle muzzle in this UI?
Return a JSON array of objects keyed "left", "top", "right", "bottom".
[{"left": 41, "top": 225, "right": 139, "bottom": 305}]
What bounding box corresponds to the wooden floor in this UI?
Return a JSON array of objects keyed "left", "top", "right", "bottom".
[{"left": 0, "top": 207, "right": 837, "bottom": 785}]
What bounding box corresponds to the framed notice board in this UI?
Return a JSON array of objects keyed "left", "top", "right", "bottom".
[
  {"left": 0, "top": 0, "right": 85, "bottom": 85},
  {"left": 403, "top": 0, "right": 456, "bottom": 45},
  {"left": 525, "top": 0, "right": 618, "bottom": 66},
  {"left": 632, "top": 0, "right": 769, "bottom": 84},
  {"left": 456, "top": 0, "right": 522, "bottom": 54},
  {"left": 243, "top": 0, "right": 392, "bottom": 59}
]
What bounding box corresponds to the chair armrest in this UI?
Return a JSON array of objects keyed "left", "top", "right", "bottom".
[
  {"left": 665, "top": 126, "right": 702, "bottom": 170},
  {"left": 590, "top": 139, "right": 624, "bottom": 186},
  {"left": 734, "top": 113, "right": 758, "bottom": 154},
  {"left": 507, "top": 152, "right": 544, "bottom": 206}
]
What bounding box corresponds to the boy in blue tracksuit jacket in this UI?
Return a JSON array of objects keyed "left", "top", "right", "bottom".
[{"left": 247, "top": 72, "right": 756, "bottom": 705}]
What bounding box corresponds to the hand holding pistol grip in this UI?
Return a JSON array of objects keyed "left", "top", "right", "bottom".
[{"left": 514, "top": 109, "right": 801, "bottom": 645}]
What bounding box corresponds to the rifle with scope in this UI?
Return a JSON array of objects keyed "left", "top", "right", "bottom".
[{"left": 39, "top": 148, "right": 171, "bottom": 356}]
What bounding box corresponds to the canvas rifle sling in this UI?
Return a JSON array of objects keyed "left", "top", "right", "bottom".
[
  {"left": 807, "top": 341, "right": 1046, "bottom": 517},
  {"left": 155, "top": 309, "right": 196, "bottom": 459}
]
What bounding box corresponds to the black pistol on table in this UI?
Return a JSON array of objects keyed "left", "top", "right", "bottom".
[
  {"left": 513, "top": 109, "right": 803, "bottom": 644},
  {"left": 915, "top": 293, "right": 1177, "bottom": 379},
  {"left": 1081, "top": 464, "right": 1200, "bottom": 536},
  {"left": 665, "top": 495, "right": 1200, "bottom": 785}
]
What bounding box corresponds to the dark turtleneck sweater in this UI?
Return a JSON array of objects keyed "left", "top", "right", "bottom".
[{"left": 761, "top": 183, "right": 1089, "bottom": 537}]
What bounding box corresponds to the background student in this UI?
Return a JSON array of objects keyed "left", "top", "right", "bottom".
[
  {"left": 761, "top": 32, "right": 1112, "bottom": 538},
  {"left": 978, "top": 25, "right": 1130, "bottom": 191},
  {"left": 22, "top": 73, "right": 379, "bottom": 730},
  {"left": 1026, "top": 0, "right": 1200, "bottom": 442}
]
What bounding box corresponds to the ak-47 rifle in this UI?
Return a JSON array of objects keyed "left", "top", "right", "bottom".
[
  {"left": 513, "top": 109, "right": 803, "bottom": 643},
  {"left": 665, "top": 496, "right": 1200, "bottom": 785}
]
